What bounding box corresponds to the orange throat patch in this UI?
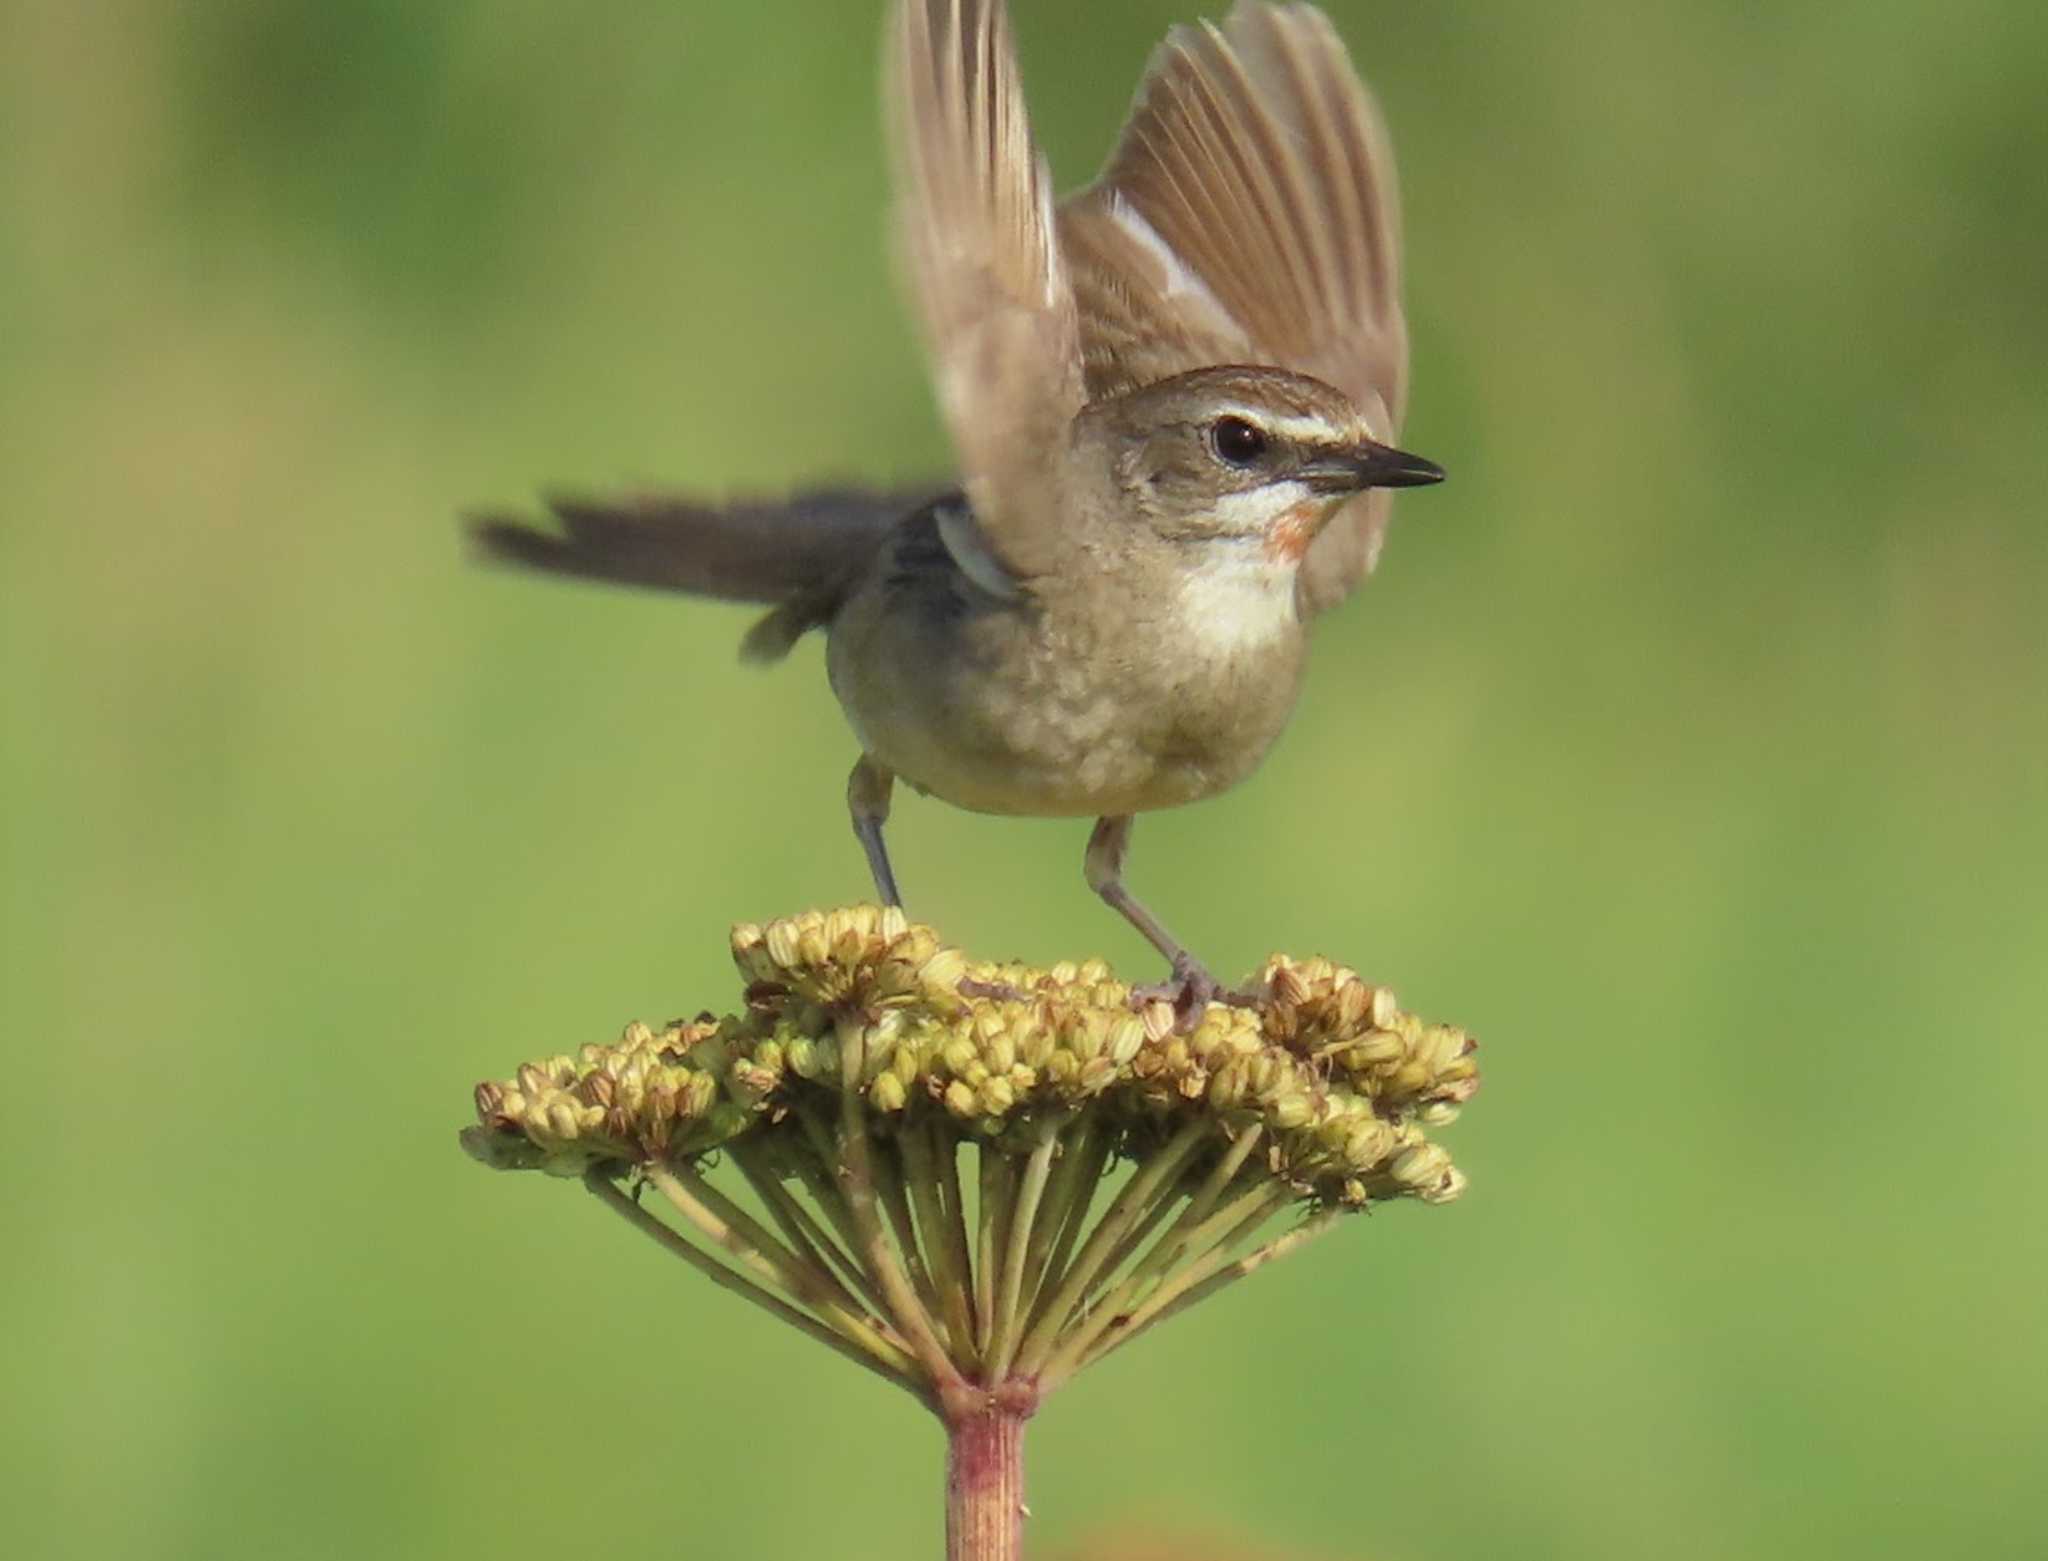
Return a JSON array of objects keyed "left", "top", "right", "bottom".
[{"left": 1263, "top": 498, "right": 1326, "bottom": 564}]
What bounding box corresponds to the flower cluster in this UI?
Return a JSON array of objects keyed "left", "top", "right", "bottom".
[{"left": 464, "top": 906, "right": 1476, "bottom": 1208}]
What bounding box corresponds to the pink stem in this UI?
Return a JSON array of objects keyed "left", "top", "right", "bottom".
[{"left": 945, "top": 1398, "right": 1031, "bottom": 1561}]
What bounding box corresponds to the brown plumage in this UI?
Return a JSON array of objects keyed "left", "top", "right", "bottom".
[
  {"left": 470, "top": 488, "right": 932, "bottom": 606},
  {"left": 470, "top": 3, "right": 1443, "bottom": 1019},
  {"left": 1057, "top": 2, "right": 1411, "bottom": 613}
]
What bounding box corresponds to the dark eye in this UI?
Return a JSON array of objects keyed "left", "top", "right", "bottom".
[{"left": 1209, "top": 416, "right": 1270, "bottom": 467}]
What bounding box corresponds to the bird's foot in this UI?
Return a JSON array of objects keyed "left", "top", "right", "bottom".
[{"left": 1130, "top": 953, "right": 1263, "bottom": 1033}]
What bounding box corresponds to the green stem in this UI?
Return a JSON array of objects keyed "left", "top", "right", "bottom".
[
  {"left": 1106, "top": 1127, "right": 1269, "bottom": 1311},
  {"left": 1078, "top": 1205, "right": 1341, "bottom": 1376},
  {"left": 900, "top": 1118, "right": 976, "bottom": 1363},
  {"left": 1149, "top": 1123, "right": 1265, "bottom": 1277},
  {"left": 1010, "top": 1117, "right": 1211, "bottom": 1379},
  {"left": 658, "top": 1161, "right": 845, "bottom": 1317},
  {"left": 1080, "top": 1177, "right": 1189, "bottom": 1306},
  {"left": 871, "top": 1133, "right": 945, "bottom": 1323},
  {"left": 836, "top": 1031, "right": 959, "bottom": 1390},
  {"left": 1036, "top": 1180, "right": 1291, "bottom": 1392},
  {"left": 934, "top": 1120, "right": 980, "bottom": 1352},
  {"left": 985, "top": 1111, "right": 1069, "bottom": 1381},
  {"left": 790, "top": 1102, "right": 870, "bottom": 1257},
  {"left": 1026, "top": 1118, "right": 1111, "bottom": 1322},
  {"left": 977, "top": 1147, "right": 1016, "bottom": 1351},
  {"left": 586, "top": 1172, "right": 919, "bottom": 1393},
  {"left": 730, "top": 1141, "right": 889, "bottom": 1321}
]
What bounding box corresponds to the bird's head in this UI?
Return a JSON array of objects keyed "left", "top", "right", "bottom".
[{"left": 1082, "top": 365, "right": 1443, "bottom": 565}]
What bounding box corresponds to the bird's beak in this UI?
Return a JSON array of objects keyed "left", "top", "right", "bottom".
[{"left": 1300, "top": 441, "right": 1446, "bottom": 495}]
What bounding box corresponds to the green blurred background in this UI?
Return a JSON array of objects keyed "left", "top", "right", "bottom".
[{"left": 5, "top": 1, "right": 2044, "bottom": 1556}]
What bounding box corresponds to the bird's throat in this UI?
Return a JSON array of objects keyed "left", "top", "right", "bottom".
[
  {"left": 1175, "top": 538, "right": 1301, "bottom": 658},
  {"left": 1261, "top": 496, "right": 1330, "bottom": 565}
]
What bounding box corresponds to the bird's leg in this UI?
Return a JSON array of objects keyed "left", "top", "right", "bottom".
[
  {"left": 847, "top": 756, "right": 904, "bottom": 908},
  {"left": 1083, "top": 815, "right": 1228, "bottom": 1028}
]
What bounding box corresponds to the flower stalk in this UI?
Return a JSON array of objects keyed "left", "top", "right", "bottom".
[
  {"left": 947, "top": 1400, "right": 1029, "bottom": 1561},
  {"left": 461, "top": 906, "right": 1480, "bottom": 1556}
]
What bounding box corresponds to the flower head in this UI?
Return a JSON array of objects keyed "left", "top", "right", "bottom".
[{"left": 463, "top": 907, "right": 1478, "bottom": 1409}]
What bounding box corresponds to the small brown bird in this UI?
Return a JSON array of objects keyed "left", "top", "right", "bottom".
[{"left": 474, "top": 0, "right": 1443, "bottom": 1014}]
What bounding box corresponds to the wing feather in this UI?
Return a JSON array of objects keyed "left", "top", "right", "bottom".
[
  {"left": 888, "top": 0, "right": 1084, "bottom": 579},
  {"left": 1058, "top": 2, "right": 1413, "bottom": 612}
]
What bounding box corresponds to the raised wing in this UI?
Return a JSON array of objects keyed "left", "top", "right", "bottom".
[
  {"left": 888, "top": 0, "right": 1086, "bottom": 580},
  {"left": 1058, "top": 2, "right": 1413, "bottom": 613}
]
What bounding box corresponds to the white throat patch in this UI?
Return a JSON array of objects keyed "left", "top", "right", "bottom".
[
  {"left": 1201, "top": 480, "right": 1316, "bottom": 536},
  {"left": 1175, "top": 538, "right": 1300, "bottom": 658}
]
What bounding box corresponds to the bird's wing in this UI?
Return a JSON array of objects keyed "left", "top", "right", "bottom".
[
  {"left": 889, "top": 0, "right": 1086, "bottom": 581},
  {"left": 1057, "top": 2, "right": 1412, "bottom": 614},
  {"left": 469, "top": 487, "right": 930, "bottom": 604}
]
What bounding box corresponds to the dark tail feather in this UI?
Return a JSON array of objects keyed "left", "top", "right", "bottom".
[{"left": 467, "top": 486, "right": 937, "bottom": 606}]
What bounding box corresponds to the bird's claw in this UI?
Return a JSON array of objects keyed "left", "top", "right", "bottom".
[{"left": 1131, "top": 954, "right": 1263, "bottom": 1033}]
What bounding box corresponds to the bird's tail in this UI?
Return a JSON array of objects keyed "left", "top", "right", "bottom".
[{"left": 468, "top": 486, "right": 936, "bottom": 661}]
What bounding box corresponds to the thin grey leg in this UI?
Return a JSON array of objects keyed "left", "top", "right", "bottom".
[
  {"left": 847, "top": 756, "right": 903, "bottom": 908},
  {"left": 1082, "top": 815, "right": 1218, "bottom": 1007}
]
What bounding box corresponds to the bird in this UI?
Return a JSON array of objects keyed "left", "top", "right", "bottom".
[{"left": 472, "top": 0, "right": 1444, "bottom": 1019}]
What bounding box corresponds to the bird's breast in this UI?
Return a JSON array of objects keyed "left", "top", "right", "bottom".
[
  {"left": 1169, "top": 539, "right": 1304, "bottom": 657},
  {"left": 827, "top": 523, "right": 1307, "bottom": 819}
]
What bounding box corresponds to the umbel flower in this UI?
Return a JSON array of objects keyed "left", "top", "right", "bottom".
[{"left": 462, "top": 907, "right": 1478, "bottom": 1560}]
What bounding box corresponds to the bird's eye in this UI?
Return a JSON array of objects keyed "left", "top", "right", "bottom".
[{"left": 1209, "top": 416, "right": 1270, "bottom": 468}]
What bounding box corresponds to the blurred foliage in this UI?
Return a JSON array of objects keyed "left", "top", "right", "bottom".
[{"left": 3, "top": 2, "right": 2044, "bottom": 1558}]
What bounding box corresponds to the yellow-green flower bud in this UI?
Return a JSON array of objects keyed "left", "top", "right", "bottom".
[
  {"left": 1269, "top": 1092, "right": 1313, "bottom": 1130},
  {"left": 918, "top": 945, "right": 967, "bottom": 996},
  {"left": 975, "top": 1076, "right": 1014, "bottom": 1116},
  {"left": 467, "top": 902, "right": 1478, "bottom": 1368},
  {"left": 1344, "top": 1119, "right": 1395, "bottom": 1167},
  {"left": 1208, "top": 1061, "right": 1249, "bottom": 1111},
  {"left": 762, "top": 918, "right": 803, "bottom": 972},
  {"left": 681, "top": 1071, "right": 719, "bottom": 1119},
  {"left": 1106, "top": 1015, "right": 1146, "bottom": 1066},
  {"left": 1012, "top": 1015, "right": 1054, "bottom": 1069},
  {"left": 1389, "top": 1142, "right": 1452, "bottom": 1192}
]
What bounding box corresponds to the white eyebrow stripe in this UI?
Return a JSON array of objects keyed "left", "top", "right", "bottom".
[
  {"left": 1209, "top": 407, "right": 1352, "bottom": 447},
  {"left": 1267, "top": 413, "right": 1350, "bottom": 445}
]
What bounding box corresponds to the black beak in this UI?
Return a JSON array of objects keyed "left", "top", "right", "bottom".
[{"left": 1301, "top": 441, "right": 1446, "bottom": 495}]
